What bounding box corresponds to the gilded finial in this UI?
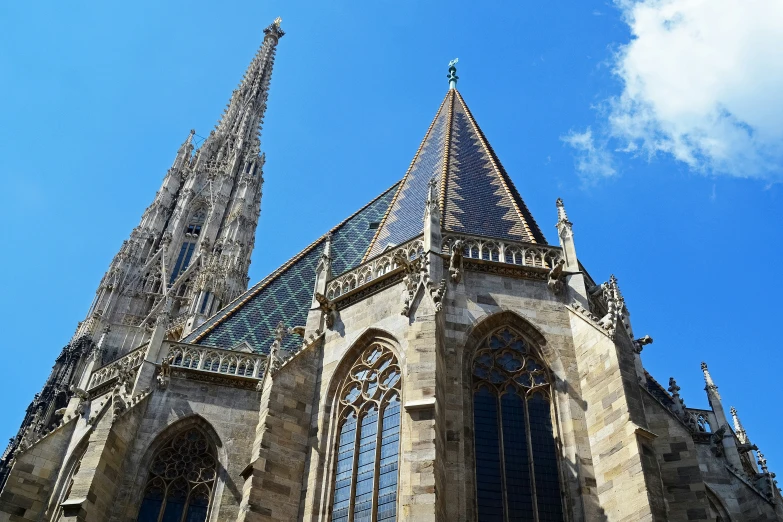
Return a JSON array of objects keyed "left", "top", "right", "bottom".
[
  {"left": 274, "top": 16, "right": 282, "bottom": 25},
  {"left": 447, "top": 58, "right": 459, "bottom": 90}
]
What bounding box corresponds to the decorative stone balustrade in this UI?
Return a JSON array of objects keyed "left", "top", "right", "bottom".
[
  {"left": 166, "top": 343, "right": 265, "bottom": 379},
  {"left": 87, "top": 344, "right": 149, "bottom": 391},
  {"left": 442, "top": 234, "right": 563, "bottom": 269},
  {"left": 326, "top": 236, "right": 425, "bottom": 300}
]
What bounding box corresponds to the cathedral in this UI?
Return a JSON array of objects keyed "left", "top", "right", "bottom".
[{"left": 1, "top": 18, "right": 781, "bottom": 522}]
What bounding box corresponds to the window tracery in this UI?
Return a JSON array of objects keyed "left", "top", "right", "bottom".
[
  {"left": 331, "top": 345, "right": 401, "bottom": 522},
  {"left": 137, "top": 428, "right": 216, "bottom": 522},
  {"left": 472, "top": 327, "right": 564, "bottom": 522}
]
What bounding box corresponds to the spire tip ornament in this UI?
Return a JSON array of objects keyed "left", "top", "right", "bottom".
[
  {"left": 264, "top": 17, "right": 285, "bottom": 41},
  {"left": 447, "top": 58, "right": 459, "bottom": 90}
]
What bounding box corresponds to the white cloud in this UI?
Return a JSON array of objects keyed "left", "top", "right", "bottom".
[
  {"left": 602, "top": 0, "right": 783, "bottom": 179},
  {"left": 561, "top": 127, "right": 617, "bottom": 181}
]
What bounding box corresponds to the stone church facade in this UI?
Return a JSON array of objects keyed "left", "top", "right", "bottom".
[{"left": 0, "top": 18, "right": 780, "bottom": 522}]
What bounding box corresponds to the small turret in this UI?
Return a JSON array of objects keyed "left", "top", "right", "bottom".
[
  {"left": 730, "top": 406, "right": 748, "bottom": 445},
  {"left": 554, "top": 198, "right": 588, "bottom": 307}
]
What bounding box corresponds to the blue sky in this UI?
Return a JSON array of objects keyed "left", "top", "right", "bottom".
[{"left": 1, "top": 0, "right": 781, "bottom": 472}]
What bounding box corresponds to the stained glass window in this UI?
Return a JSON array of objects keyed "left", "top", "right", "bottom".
[
  {"left": 137, "top": 428, "right": 216, "bottom": 522},
  {"left": 330, "top": 345, "right": 401, "bottom": 522},
  {"left": 472, "top": 327, "right": 564, "bottom": 521}
]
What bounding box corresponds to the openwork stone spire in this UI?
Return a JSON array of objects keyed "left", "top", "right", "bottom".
[{"left": 68, "top": 17, "right": 285, "bottom": 355}]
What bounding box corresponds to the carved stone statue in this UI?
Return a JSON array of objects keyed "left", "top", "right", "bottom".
[
  {"left": 449, "top": 240, "right": 464, "bottom": 283},
  {"left": 547, "top": 258, "right": 566, "bottom": 295},
  {"left": 314, "top": 293, "right": 338, "bottom": 329}
]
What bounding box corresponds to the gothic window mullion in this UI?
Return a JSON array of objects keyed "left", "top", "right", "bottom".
[
  {"left": 371, "top": 406, "right": 384, "bottom": 522},
  {"left": 523, "top": 391, "right": 540, "bottom": 522},
  {"left": 331, "top": 345, "right": 401, "bottom": 522},
  {"left": 137, "top": 428, "right": 216, "bottom": 522},
  {"left": 495, "top": 391, "right": 511, "bottom": 522},
  {"left": 347, "top": 410, "right": 362, "bottom": 522}
]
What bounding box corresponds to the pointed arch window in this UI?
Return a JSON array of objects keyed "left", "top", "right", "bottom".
[
  {"left": 170, "top": 210, "right": 206, "bottom": 285},
  {"left": 472, "top": 327, "right": 564, "bottom": 522},
  {"left": 137, "top": 428, "right": 216, "bottom": 522},
  {"left": 331, "top": 344, "right": 401, "bottom": 522}
]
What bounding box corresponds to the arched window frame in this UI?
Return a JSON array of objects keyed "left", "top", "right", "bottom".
[
  {"left": 469, "top": 325, "right": 566, "bottom": 522},
  {"left": 134, "top": 422, "right": 221, "bottom": 522},
  {"left": 327, "top": 342, "right": 403, "bottom": 522}
]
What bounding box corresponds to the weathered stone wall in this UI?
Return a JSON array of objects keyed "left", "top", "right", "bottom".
[
  {"left": 237, "top": 342, "right": 321, "bottom": 522},
  {"left": 108, "top": 376, "right": 260, "bottom": 522},
  {"left": 0, "top": 420, "right": 77, "bottom": 521},
  {"left": 694, "top": 443, "right": 783, "bottom": 521},
  {"left": 55, "top": 394, "right": 149, "bottom": 522},
  {"left": 640, "top": 389, "right": 710, "bottom": 521},
  {"left": 298, "top": 280, "right": 443, "bottom": 521},
  {"left": 569, "top": 308, "right": 658, "bottom": 521},
  {"left": 441, "top": 269, "right": 602, "bottom": 521}
]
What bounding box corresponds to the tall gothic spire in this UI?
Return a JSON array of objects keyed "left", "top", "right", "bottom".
[
  {"left": 73, "top": 17, "right": 285, "bottom": 355},
  {"left": 0, "top": 20, "right": 285, "bottom": 486},
  {"left": 211, "top": 18, "right": 284, "bottom": 155}
]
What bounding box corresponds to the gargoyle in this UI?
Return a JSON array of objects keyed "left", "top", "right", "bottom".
[
  {"left": 632, "top": 335, "right": 653, "bottom": 354},
  {"left": 115, "top": 359, "right": 135, "bottom": 395},
  {"left": 315, "top": 292, "right": 338, "bottom": 329},
  {"left": 547, "top": 258, "right": 566, "bottom": 295},
  {"left": 288, "top": 326, "right": 306, "bottom": 337},
  {"left": 156, "top": 356, "right": 173, "bottom": 390},
  {"left": 69, "top": 385, "right": 89, "bottom": 416},
  {"left": 449, "top": 240, "right": 464, "bottom": 283},
  {"left": 710, "top": 424, "right": 727, "bottom": 457}
]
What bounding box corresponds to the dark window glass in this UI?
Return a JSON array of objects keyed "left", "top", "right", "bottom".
[
  {"left": 353, "top": 409, "right": 378, "bottom": 521},
  {"left": 199, "top": 292, "right": 211, "bottom": 314},
  {"left": 472, "top": 327, "right": 564, "bottom": 522},
  {"left": 501, "top": 392, "right": 534, "bottom": 521},
  {"left": 137, "top": 429, "right": 215, "bottom": 522},
  {"left": 169, "top": 243, "right": 189, "bottom": 284},
  {"left": 529, "top": 394, "right": 564, "bottom": 522},
  {"left": 377, "top": 397, "right": 400, "bottom": 522},
  {"left": 474, "top": 386, "right": 505, "bottom": 522}
]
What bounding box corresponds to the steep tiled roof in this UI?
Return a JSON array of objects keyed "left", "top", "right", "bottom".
[
  {"left": 364, "top": 89, "right": 546, "bottom": 259},
  {"left": 184, "top": 184, "right": 398, "bottom": 354}
]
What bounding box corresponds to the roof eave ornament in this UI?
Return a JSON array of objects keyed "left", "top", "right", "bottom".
[{"left": 447, "top": 58, "right": 459, "bottom": 90}]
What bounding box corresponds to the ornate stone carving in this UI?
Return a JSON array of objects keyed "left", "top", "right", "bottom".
[
  {"left": 395, "top": 251, "right": 425, "bottom": 317},
  {"left": 633, "top": 335, "right": 653, "bottom": 354},
  {"left": 315, "top": 293, "right": 338, "bottom": 329},
  {"left": 69, "top": 385, "right": 89, "bottom": 416},
  {"left": 157, "top": 356, "right": 173, "bottom": 390},
  {"left": 710, "top": 424, "right": 727, "bottom": 457},
  {"left": 428, "top": 279, "right": 447, "bottom": 312},
  {"left": 449, "top": 239, "right": 464, "bottom": 283},
  {"left": 547, "top": 258, "right": 565, "bottom": 295},
  {"left": 588, "top": 275, "right": 632, "bottom": 339}
]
